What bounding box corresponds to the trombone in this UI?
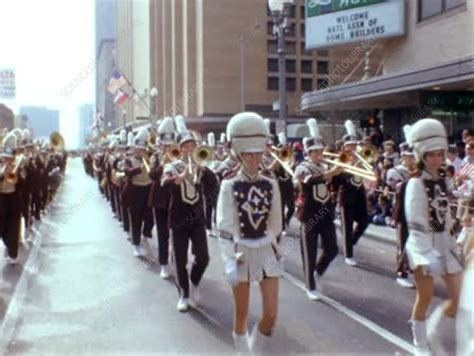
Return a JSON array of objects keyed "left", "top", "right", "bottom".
[
  {"left": 322, "top": 151, "right": 377, "bottom": 181},
  {"left": 269, "top": 145, "right": 296, "bottom": 178}
]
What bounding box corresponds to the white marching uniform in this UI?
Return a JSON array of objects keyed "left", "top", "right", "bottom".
[
  {"left": 404, "top": 170, "right": 462, "bottom": 275},
  {"left": 216, "top": 169, "right": 282, "bottom": 283}
]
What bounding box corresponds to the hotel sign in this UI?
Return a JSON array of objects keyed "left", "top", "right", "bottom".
[
  {"left": 305, "top": 0, "right": 405, "bottom": 49},
  {"left": 0, "top": 68, "right": 16, "bottom": 99}
]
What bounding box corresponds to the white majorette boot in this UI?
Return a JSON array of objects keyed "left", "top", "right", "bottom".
[
  {"left": 427, "top": 305, "right": 456, "bottom": 355},
  {"left": 410, "top": 319, "right": 430, "bottom": 356},
  {"left": 250, "top": 325, "right": 270, "bottom": 354},
  {"left": 232, "top": 332, "right": 250, "bottom": 354}
]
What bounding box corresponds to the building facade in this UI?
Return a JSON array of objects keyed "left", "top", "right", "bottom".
[
  {"left": 149, "top": 0, "right": 382, "bottom": 134},
  {"left": 79, "top": 104, "right": 94, "bottom": 147},
  {"left": 302, "top": 0, "right": 474, "bottom": 140},
  {"left": 95, "top": 0, "right": 117, "bottom": 129},
  {"left": 19, "top": 106, "right": 59, "bottom": 139}
]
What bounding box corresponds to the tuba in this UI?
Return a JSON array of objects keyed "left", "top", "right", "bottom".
[{"left": 50, "top": 131, "right": 65, "bottom": 151}]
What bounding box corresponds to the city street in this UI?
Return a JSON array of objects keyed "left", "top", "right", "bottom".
[{"left": 0, "top": 158, "right": 452, "bottom": 355}]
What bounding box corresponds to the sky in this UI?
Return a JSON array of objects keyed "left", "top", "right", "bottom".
[{"left": 0, "top": 0, "right": 95, "bottom": 148}]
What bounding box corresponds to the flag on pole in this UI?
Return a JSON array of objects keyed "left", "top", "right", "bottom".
[
  {"left": 107, "top": 70, "right": 127, "bottom": 95},
  {"left": 113, "top": 89, "right": 129, "bottom": 106}
]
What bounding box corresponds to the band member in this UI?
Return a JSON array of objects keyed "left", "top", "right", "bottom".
[
  {"left": 110, "top": 130, "right": 127, "bottom": 224},
  {"left": 124, "top": 128, "right": 154, "bottom": 257},
  {"left": 149, "top": 117, "right": 176, "bottom": 279},
  {"left": 162, "top": 115, "right": 211, "bottom": 312},
  {"left": 381, "top": 139, "right": 400, "bottom": 167},
  {"left": 216, "top": 112, "right": 282, "bottom": 353},
  {"left": 333, "top": 120, "right": 369, "bottom": 266},
  {"left": 0, "top": 131, "right": 25, "bottom": 264},
  {"left": 275, "top": 132, "right": 295, "bottom": 233},
  {"left": 404, "top": 118, "right": 462, "bottom": 354},
  {"left": 386, "top": 135, "right": 416, "bottom": 289},
  {"left": 295, "top": 119, "right": 342, "bottom": 300},
  {"left": 201, "top": 132, "right": 219, "bottom": 234}
]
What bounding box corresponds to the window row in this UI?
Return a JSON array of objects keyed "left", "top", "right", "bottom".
[
  {"left": 267, "top": 59, "right": 329, "bottom": 74},
  {"left": 267, "top": 77, "right": 328, "bottom": 92},
  {"left": 418, "top": 0, "right": 466, "bottom": 21}
]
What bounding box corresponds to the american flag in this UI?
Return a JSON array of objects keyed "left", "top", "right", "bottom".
[
  {"left": 459, "top": 160, "right": 474, "bottom": 179},
  {"left": 113, "top": 89, "right": 129, "bottom": 106},
  {"left": 107, "top": 70, "right": 127, "bottom": 95}
]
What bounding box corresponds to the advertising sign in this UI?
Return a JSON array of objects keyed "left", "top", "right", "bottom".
[
  {"left": 0, "top": 68, "right": 16, "bottom": 99},
  {"left": 306, "top": 0, "right": 405, "bottom": 49}
]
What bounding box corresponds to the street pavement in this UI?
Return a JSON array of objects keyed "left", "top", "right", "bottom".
[{"left": 0, "top": 158, "right": 451, "bottom": 355}]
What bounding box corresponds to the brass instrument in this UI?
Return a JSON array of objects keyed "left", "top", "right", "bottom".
[
  {"left": 142, "top": 156, "right": 150, "bottom": 173},
  {"left": 192, "top": 144, "right": 214, "bottom": 166},
  {"left": 271, "top": 145, "right": 293, "bottom": 162},
  {"left": 165, "top": 144, "right": 181, "bottom": 162},
  {"left": 50, "top": 131, "right": 65, "bottom": 151},
  {"left": 322, "top": 151, "right": 377, "bottom": 181},
  {"left": 357, "top": 144, "right": 378, "bottom": 165},
  {"left": 3, "top": 154, "right": 25, "bottom": 184}
]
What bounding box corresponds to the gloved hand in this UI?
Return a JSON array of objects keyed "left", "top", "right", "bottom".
[{"left": 225, "top": 257, "right": 241, "bottom": 287}]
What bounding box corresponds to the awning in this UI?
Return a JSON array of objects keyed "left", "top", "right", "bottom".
[{"left": 301, "top": 56, "right": 474, "bottom": 111}]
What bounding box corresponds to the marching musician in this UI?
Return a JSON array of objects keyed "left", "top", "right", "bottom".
[
  {"left": 201, "top": 132, "right": 219, "bottom": 235},
  {"left": 123, "top": 128, "right": 154, "bottom": 257},
  {"left": 333, "top": 120, "right": 370, "bottom": 266},
  {"left": 0, "top": 131, "right": 25, "bottom": 264},
  {"left": 386, "top": 133, "right": 416, "bottom": 289},
  {"left": 162, "top": 115, "right": 212, "bottom": 312},
  {"left": 216, "top": 112, "right": 282, "bottom": 353},
  {"left": 149, "top": 117, "right": 176, "bottom": 279},
  {"left": 109, "top": 130, "right": 128, "bottom": 225},
  {"left": 295, "top": 119, "right": 342, "bottom": 301},
  {"left": 404, "top": 118, "right": 462, "bottom": 354}
]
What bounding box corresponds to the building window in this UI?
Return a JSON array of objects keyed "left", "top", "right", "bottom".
[
  {"left": 317, "top": 61, "right": 329, "bottom": 75},
  {"left": 288, "top": 5, "right": 296, "bottom": 18},
  {"left": 418, "top": 0, "right": 465, "bottom": 21},
  {"left": 317, "top": 78, "right": 329, "bottom": 90},
  {"left": 267, "top": 58, "right": 278, "bottom": 72},
  {"left": 286, "top": 78, "right": 296, "bottom": 91},
  {"left": 286, "top": 23, "right": 296, "bottom": 37},
  {"left": 301, "top": 41, "right": 313, "bottom": 55},
  {"left": 267, "top": 40, "right": 278, "bottom": 53},
  {"left": 300, "top": 5, "right": 306, "bottom": 18},
  {"left": 267, "top": 77, "right": 279, "bottom": 91},
  {"left": 286, "top": 59, "right": 296, "bottom": 73},
  {"left": 300, "top": 23, "right": 306, "bottom": 37},
  {"left": 267, "top": 21, "right": 274, "bottom": 35},
  {"left": 301, "top": 78, "right": 313, "bottom": 92},
  {"left": 301, "top": 60, "right": 313, "bottom": 73},
  {"left": 286, "top": 41, "right": 297, "bottom": 54},
  {"left": 317, "top": 50, "right": 329, "bottom": 57}
]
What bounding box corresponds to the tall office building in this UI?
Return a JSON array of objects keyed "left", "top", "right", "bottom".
[
  {"left": 79, "top": 104, "right": 94, "bottom": 146},
  {"left": 19, "top": 106, "right": 59, "bottom": 138}
]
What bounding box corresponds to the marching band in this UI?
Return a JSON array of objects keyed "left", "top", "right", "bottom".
[{"left": 2, "top": 113, "right": 473, "bottom": 355}]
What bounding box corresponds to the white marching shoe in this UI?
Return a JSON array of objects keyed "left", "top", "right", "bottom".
[
  {"left": 177, "top": 297, "right": 190, "bottom": 312},
  {"left": 190, "top": 283, "right": 202, "bottom": 306},
  {"left": 250, "top": 325, "right": 271, "bottom": 354},
  {"left": 410, "top": 319, "right": 430, "bottom": 355},
  {"left": 306, "top": 289, "right": 322, "bottom": 301},
  {"left": 132, "top": 245, "right": 143, "bottom": 257},
  {"left": 7, "top": 256, "right": 19, "bottom": 265},
  {"left": 344, "top": 257, "right": 358, "bottom": 266},
  {"left": 232, "top": 332, "right": 250, "bottom": 354},
  {"left": 396, "top": 277, "right": 414, "bottom": 289},
  {"left": 160, "top": 265, "right": 171, "bottom": 279},
  {"left": 427, "top": 305, "right": 455, "bottom": 355}
]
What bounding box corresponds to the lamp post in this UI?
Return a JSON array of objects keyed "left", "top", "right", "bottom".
[
  {"left": 239, "top": 22, "right": 260, "bottom": 111},
  {"left": 268, "top": 0, "right": 293, "bottom": 136}
]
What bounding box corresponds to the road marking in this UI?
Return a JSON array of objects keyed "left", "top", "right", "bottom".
[{"left": 282, "top": 271, "right": 415, "bottom": 354}]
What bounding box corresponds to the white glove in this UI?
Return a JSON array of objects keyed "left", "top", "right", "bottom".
[{"left": 224, "top": 256, "right": 242, "bottom": 287}]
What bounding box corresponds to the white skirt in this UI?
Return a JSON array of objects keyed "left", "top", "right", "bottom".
[
  {"left": 407, "top": 232, "right": 462, "bottom": 276},
  {"left": 235, "top": 242, "right": 283, "bottom": 283}
]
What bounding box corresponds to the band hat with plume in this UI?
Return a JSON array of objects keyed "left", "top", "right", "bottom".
[
  {"left": 127, "top": 132, "right": 135, "bottom": 147},
  {"left": 109, "top": 136, "right": 119, "bottom": 150},
  {"left": 175, "top": 115, "right": 195, "bottom": 146},
  {"left": 158, "top": 116, "right": 176, "bottom": 144},
  {"left": 21, "top": 128, "right": 33, "bottom": 146},
  {"left": 1, "top": 131, "right": 17, "bottom": 156},
  {"left": 406, "top": 118, "right": 448, "bottom": 161},
  {"left": 118, "top": 129, "right": 127, "bottom": 147},
  {"left": 263, "top": 118, "right": 274, "bottom": 145},
  {"left": 219, "top": 133, "right": 226, "bottom": 144},
  {"left": 227, "top": 112, "right": 267, "bottom": 155},
  {"left": 134, "top": 127, "right": 149, "bottom": 149},
  {"left": 208, "top": 132, "right": 216, "bottom": 147},
  {"left": 343, "top": 120, "right": 359, "bottom": 145},
  {"left": 399, "top": 124, "right": 414, "bottom": 156},
  {"left": 304, "top": 118, "right": 324, "bottom": 151}
]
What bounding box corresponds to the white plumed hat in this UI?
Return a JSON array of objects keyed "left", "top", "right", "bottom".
[
  {"left": 158, "top": 117, "right": 176, "bottom": 144},
  {"left": 304, "top": 118, "right": 324, "bottom": 151},
  {"left": 134, "top": 127, "right": 149, "bottom": 148},
  {"left": 343, "top": 120, "right": 359, "bottom": 145},
  {"left": 208, "top": 132, "right": 216, "bottom": 147},
  {"left": 406, "top": 118, "right": 447, "bottom": 160},
  {"left": 226, "top": 112, "right": 267, "bottom": 155}
]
